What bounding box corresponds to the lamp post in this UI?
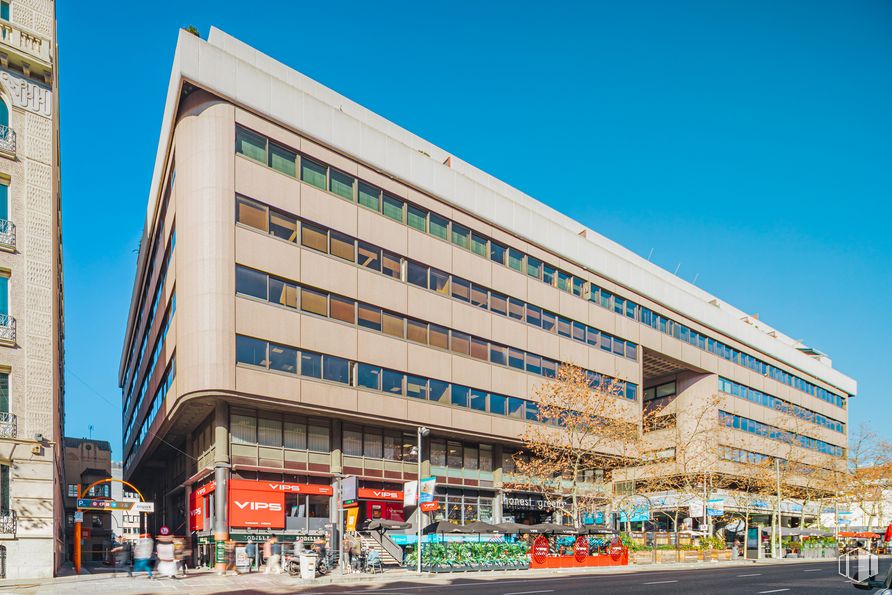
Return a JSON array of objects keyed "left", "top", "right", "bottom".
[{"left": 417, "top": 426, "right": 430, "bottom": 574}]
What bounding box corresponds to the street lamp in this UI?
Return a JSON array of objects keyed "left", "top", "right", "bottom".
[{"left": 417, "top": 426, "right": 430, "bottom": 574}]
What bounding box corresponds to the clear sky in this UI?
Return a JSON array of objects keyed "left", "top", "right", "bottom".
[{"left": 58, "top": 1, "right": 892, "bottom": 456}]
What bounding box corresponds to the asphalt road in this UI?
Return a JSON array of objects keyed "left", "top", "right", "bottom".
[{"left": 302, "top": 560, "right": 885, "bottom": 595}]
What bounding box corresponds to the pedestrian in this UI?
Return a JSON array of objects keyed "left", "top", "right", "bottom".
[
  {"left": 173, "top": 538, "right": 187, "bottom": 576},
  {"left": 732, "top": 541, "right": 740, "bottom": 560},
  {"left": 111, "top": 535, "right": 132, "bottom": 577},
  {"left": 133, "top": 534, "right": 154, "bottom": 579},
  {"left": 264, "top": 536, "right": 282, "bottom": 574},
  {"left": 350, "top": 533, "right": 362, "bottom": 573},
  {"left": 156, "top": 535, "right": 178, "bottom": 578},
  {"left": 245, "top": 541, "right": 256, "bottom": 573}
]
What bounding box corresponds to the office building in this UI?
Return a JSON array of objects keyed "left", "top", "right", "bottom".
[
  {"left": 62, "top": 439, "right": 110, "bottom": 565},
  {"left": 110, "top": 461, "right": 140, "bottom": 543},
  {"left": 119, "top": 28, "right": 854, "bottom": 558},
  {"left": 0, "top": 0, "right": 63, "bottom": 579}
]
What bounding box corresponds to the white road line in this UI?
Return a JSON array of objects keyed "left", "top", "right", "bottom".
[
  {"left": 757, "top": 590, "right": 790, "bottom": 594},
  {"left": 737, "top": 573, "right": 762, "bottom": 576},
  {"left": 643, "top": 580, "right": 679, "bottom": 584},
  {"left": 803, "top": 568, "right": 822, "bottom": 572},
  {"left": 503, "top": 591, "right": 555, "bottom": 595}
]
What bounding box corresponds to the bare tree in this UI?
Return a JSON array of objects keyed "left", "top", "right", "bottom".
[
  {"left": 633, "top": 392, "right": 724, "bottom": 556},
  {"left": 845, "top": 425, "right": 892, "bottom": 531},
  {"left": 510, "top": 364, "right": 641, "bottom": 526}
]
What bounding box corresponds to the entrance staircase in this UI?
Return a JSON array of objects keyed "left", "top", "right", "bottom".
[{"left": 360, "top": 533, "right": 403, "bottom": 566}]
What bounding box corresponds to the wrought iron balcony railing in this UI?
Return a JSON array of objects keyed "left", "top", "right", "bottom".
[
  {"left": 0, "top": 412, "right": 16, "bottom": 439},
  {"left": 0, "top": 125, "right": 15, "bottom": 156},
  {"left": 0, "top": 220, "right": 15, "bottom": 251},
  {"left": 0, "top": 314, "right": 15, "bottom": 344},
  {"left": 0, "top": 511, "right": 16, "bottom": 536}
]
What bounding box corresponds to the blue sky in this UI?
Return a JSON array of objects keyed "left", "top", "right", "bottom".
[{"left": 58, "top": 1, "right": 891, "bottom": 455}]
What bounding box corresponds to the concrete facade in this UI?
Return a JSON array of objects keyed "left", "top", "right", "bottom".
[
  {"left": 119, "top": 28, "right": 854, "bottom": 554},
  {"left": 0, "top": 0, "right": 63, "bottom": 579}
]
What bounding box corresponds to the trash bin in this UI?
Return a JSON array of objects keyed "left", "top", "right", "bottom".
[{"left": 299, "top": 553, "right": 317, "bottom": 580}]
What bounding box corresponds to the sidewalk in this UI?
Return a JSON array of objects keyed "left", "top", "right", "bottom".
[{"left": 0, "top": 557, "right": 842, "bottom": 594}]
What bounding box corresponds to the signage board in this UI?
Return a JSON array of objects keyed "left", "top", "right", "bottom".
[
  {"left": 346, "top": 507, "right": 359, "bottom": 532},
  {"left": 73, "top": 511, "right": 83, "bottom": 523},
  {"left": 419, "top": 477, "right": 436, "bottom": 505},
  {"left": 706, "top": 498, "right": 725, "bottom": 517},
  {"left": 158, "top": 525, "right": 171, "bottom": 536},
  {"left": 358, "top": 488, "right": 403, "bottom": 501},
  {"left": 76, "top": 498, "right": 135, "bottom": 511},
  {"left": 342, "top": 476, "right": 358, "bottom": 507},
  {"left": 229, "top": 479, "right": 333, "bottom": 496},
  {"left": 132, "top": 502, "right": 155, "bottom": 513},
  {"left": 403, "top": 480, "right": 418, "bottom": 507}
]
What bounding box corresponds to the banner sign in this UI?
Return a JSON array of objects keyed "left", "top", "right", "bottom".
[
  {"left": 707, "top": 498, "right": 725, "bottom": 517},
  {"left": 403, "top": 480, "right": 418, "bottom": 507},
  {"left": 419, "top": 477, "right": 436, "bottom": 504},
  {"left": 189, "top": 490, "right": 204, "bottom": 532},
  {"left": 346, "top": 507, "right": 359, "bottom": 532}
]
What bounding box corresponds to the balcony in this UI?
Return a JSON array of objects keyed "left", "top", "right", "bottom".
[
  {"left": 0, "top": 125, "right": 15, "bottom": 158},
  {"left": 0, "top": 511, "right": 15, "bottom": 537},
  {"left": 0, "top": 219, "right": 15, "bottom": 252},
  {"left": 0, "top": 314, "right": 15, "bottom": 345},
  {"left": 0, "top": 413, "right": 16, "bottom": 439},
  {"left": 0, "top": 21, "right": 51, "bottom": 68}
]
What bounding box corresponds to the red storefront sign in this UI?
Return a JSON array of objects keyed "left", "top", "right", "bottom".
[
  {"left": 357, "top": 488, "right": 402, "bottom": 501},
  {"left": 228, "top": 479, "right": 333, "bottom": 529},
  {"left": 189, "top": 480, "right": 216, "bottom": 532}
]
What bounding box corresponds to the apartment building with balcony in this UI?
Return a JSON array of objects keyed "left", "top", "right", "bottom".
[
  {"left": 119, "top": 28, "right": 854, "bottom": 558},
  {"left": 0, "top": 0, "right": 63, "bottom": 579}
]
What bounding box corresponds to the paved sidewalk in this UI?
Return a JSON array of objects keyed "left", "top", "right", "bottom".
[{"left": 0, "top": 557, "right": 844, "bottom": 594}]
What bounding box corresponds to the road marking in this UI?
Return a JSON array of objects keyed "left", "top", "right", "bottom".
[
  {"left": 737, "top": 573, "right": 762, "bottom": 576},
  {"left": 643, "top": 580, "right": 679, "bottom": 584},
  {"left": 803, "top": 568, "right": 822, "bottom": 572},
  {"left": 757, "top": 590, "right": 790, "bottom": 594},
  {"left": 503, "top": 591, "right": 555, "bottom": 595}
]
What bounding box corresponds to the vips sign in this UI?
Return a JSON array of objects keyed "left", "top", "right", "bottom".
[{"left": 229, "top": 479, "right": 333, "bottom": 529}]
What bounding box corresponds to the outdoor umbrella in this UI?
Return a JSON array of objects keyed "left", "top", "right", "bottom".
[
  {"left": 494, "top": 522, "right": 527, "bottom": 534},
  {"left": 525, "top": 522, "right": 576, "bottom": 535},
  {"left": 580, "top": 524, "right": 615, "bottom": 536},
  {"left": 464, "top": 521, "right": 501, "bottom": 534},
  {"left": 366, "top": 519, "right": 412, "bottom": 532},
  {"left": 422, "top": 520, "right": 466, "bottom": 535}
]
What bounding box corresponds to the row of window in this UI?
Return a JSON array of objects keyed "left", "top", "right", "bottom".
[
  {"left": 236, "top": 195, "right": 639, "bottom": 363},
  {"left": 235, "top": 334, "right": 595, "bottom": 423},
  {"left": 124, "top": 293, "right": 177, "bottom": 447},
  {"left": 235, "top": 265, "right": 638, "bottom": 400},
  {"left": 122, "top": 167, "right": 175, "bottom": 394},
  {"left": 231, "top": 410, "right": 334, "bottom": 454},
  {"left": 718, "top": 411, "right": 844, "bottom": 458},
  {"left": 123, "top": 229, "right": 176, "bottom": 417},
  {"left": 124, "top": 355, "right": 176, "bottom": 471},
  {"left": 237, "top": 124, "right": 846, "bottom": 410},
  {"left": 718, "top": 377, "right": 844, "bottom": 434},
  {"left": 611, "top": 289, "right": 847, "bottom": 410},
  {"left": 230, "top": 410, "right": 500, "bottom": 474},
  {"left": 341, "top": 424, "right": 421, "bottom": 462},
  {"left": 719, "top": 445, "right": 777, "bottom": 466}
]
